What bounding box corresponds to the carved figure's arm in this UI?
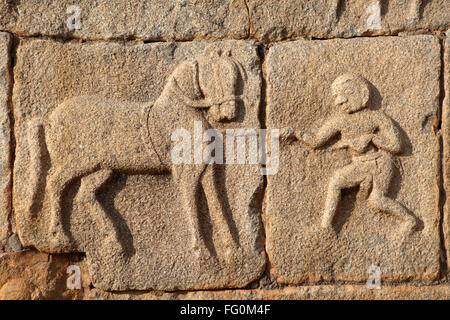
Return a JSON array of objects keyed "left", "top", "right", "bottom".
[
  {"left": 298, "top": 117, "right": 341, "bottom": 149},
  {"left": 371, "top": 113, "right": 402, "bottom": 154}
]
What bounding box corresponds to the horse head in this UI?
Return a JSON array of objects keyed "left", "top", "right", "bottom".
[{"left": 167, "top": 47, "right": 247, "bottom": 122}]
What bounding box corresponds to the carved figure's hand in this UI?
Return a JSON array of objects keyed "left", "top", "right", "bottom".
[
  {"left": 353, "top": 134, "right": 374, "bottom": 153},
  {"left": 358, "top": 177, "right": 372, "bottom": 200},
  {"left": 280, "top": 127, "right": 296, "bottom": 142}
]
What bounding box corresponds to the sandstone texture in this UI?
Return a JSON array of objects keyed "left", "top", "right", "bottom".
[
  {"left": 0, "top": 32, "right": 10, "bottom": 249},
  {"left": 13, "top": 39, "right": 265, "bottom": 291},
  {"left": 249, "top": 0, "right": 450, "bottom": 41},
  {"left": 0, "top": 1, "right": 448, "bottom": 301},
  {"left": 0, "top": 0, "right": 249, "bottom": 40},
  {"left": 266, "top": 35, "right": 441, "bottom": 283}
]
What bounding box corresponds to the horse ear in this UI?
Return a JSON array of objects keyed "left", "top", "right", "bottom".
[
  {"left": 204, "top": 45, "right": 222, "bottom": 57},
  {"left": 169, "top": 60, "right": 202, "bottom": 100},
  {"left": 191, "top": 60, "right": 202, "bottom": 98},
  {"left": 233, "top": 59, "right": 247, "bottom": 84}
]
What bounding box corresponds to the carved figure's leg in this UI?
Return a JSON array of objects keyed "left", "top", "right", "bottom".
[
  {"left": 78, "top": 169, "right": 124, "bottom": 256},
  {"left": 322, "top": 162, "right": 368, "bottom": 229},
  {"left": 367, "top": 159, "right": 417, "bottom": 233},
  {"left": 172, "top": 163, "right": 211, "bottom": 260}
]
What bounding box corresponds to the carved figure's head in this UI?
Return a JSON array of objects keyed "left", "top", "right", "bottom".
[
  {"left": 167, "top": 47, "right": 247, "bottom": 122},
  {"left": 331, "top": 73, "right": 370, "bottom": 114}
]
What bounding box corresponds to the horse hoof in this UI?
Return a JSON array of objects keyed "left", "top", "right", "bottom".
[
  {"left": 402, "top": 218, "right": 417, "bottom": 235},
  {"left": 103, "top": 236, "right": 127, "bottom": 260},
  {"left": 320, "top": 223, "right": 337, "bottom": 236},
  {"left": 49, "top": 232, "right": 72, "bottom": 251},
  {"left": 192, "top": 245, "right": 212, "bottom": 261}
]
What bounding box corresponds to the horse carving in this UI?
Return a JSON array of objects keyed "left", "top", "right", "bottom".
[{"left": 26, "top": 48, "right": 247, "bottom": 261}]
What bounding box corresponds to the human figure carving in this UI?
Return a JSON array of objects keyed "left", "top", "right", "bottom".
[
  {"left": 282, "top": 73, "right": 417, "bottom": 234},
  {"left": 26, "top": 48, "right": 246, "bottom": 261}
]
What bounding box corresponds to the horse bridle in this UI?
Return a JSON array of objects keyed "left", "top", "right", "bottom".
[{"left": 169, "top": 59, "right": 244, "bottom": 109}]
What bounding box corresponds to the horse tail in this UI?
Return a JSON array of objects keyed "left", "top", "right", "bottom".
[{"left": 26, "top": 119, "right": 45, "bottom": 217}]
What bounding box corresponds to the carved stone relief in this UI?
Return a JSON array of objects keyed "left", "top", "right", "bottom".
[
  {"left": 266, "top": 36, "right": 441, "bottom": 283},
  {"left": 282, "top": 73, "right": 418, "bottom": 234},
  {"left": 13, "top": 39, "right": 265, "bottom": 290}
]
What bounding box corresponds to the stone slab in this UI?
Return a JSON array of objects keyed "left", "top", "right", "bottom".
[
  {"left": 249, "top": 0, "right": 450, "bottom": 41},
  {"left": 0, "top": 0, "right": 248, "bottom": 41},
  {"left": 266, "top": 35, "right": 441, "bottom": 283},
  {"left": 13, "top": 38, "right": 265, "bottom": 290}
]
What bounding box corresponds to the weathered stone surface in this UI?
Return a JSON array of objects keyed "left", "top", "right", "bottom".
[
  {"left": 0, "top": 251, "right": 86, "bottom": 300},
  {"left": 266, "top": 35, "right": 441, "bottom": 283},
  {"left": 249, "top": 0, "right": 450, "bottom": 41},
  {"left": 0, "top": 32, "right": 11, "bottom": 249},
  {"left": 13, "top": 38, "right": 265, "bottom": 291},
  {"left": 0, "top": 0, "right": 248, "bottom": 40}
]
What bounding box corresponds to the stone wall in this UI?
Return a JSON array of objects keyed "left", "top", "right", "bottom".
[{"left": 0, "top": 0, "right": 449, "bottom": 299}]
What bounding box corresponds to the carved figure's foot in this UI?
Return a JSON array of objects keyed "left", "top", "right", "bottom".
[
  {"left": 402, "top": 217, "right": 418, "bottom": 235},
  {"left": 320, "top": 223, "right": 337, "bottom": 237},
  {"left": 320, "top": 211, "right": 335, "bottom": 230}
]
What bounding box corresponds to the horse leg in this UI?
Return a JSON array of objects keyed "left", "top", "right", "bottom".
[
  {"left": 172, "top": 164, "right": 211, "bottom": 260},
  {"left": 48, "top": 165, "right": 86, "bottom": 250},
  {"left": 78, "top": 169, "right": 125, "bottom": 257},
  {"left": 201, "top": 164, "right": 239, "bottom": 256}
]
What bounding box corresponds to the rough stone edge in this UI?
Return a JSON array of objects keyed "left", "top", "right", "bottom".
[
  {"left": 246, "top": 2, "right": 450, "bottom": 43},
  {"left": 0, "top": 0, "right": 250, "bottom": 43},
  {"left": 0, "top": 31, "right": 12, "bottom": 250},
  {"left": 444, "top": 30, "right": 450, "bottom": 277},
  {"left": 0, "top": 8, "right": 448, "bottom": 44},
  {"left": 86, "top": 285, "right": 450, "bottom": 300}
]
